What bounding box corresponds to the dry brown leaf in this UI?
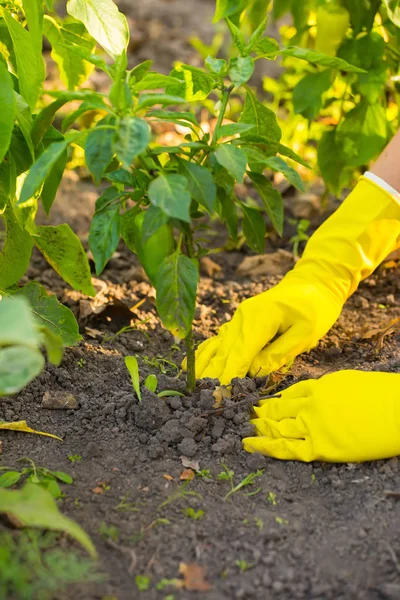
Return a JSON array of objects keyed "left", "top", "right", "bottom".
[
  {"left": 163, "top": 474, "right": 174, "bottom": 481},
  {"left": 180, "top": 456, "right": 200, "bottom": 471},
  {"left": 91, "top": 487, "right": 104, "bottom": 495},
  {"left": 0, "top": 440, "right": 3, "bottom": 454},
  {"left": 362, "top": 317, "right": 400, "bottom": 352},
  {"left": 237, "top": 250, "right": 294, "bottom": 278},
  {"left": 180, "top": 469, "right": 195, "bottom": 481},
  {"left": 212, "top": 385, "right": 231, "bottom": 409},
  {"left": 41, "top": 390, "right": 78, "bottom": 410},
  {"left": 0, "top": 421, "right": 62, "bottom": 441},
  {"left": 200, "top": 256, "right": 222, "bottom": 277},
  {"left": 178, "top": 562, "right": 211, "bottom": 592}
]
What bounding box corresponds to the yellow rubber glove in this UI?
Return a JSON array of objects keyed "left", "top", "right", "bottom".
[
  {"left": 243, "top": 370, "right": 400, "bottom": 462},
  {"left": 195, "top": 176, "right": 400, "bottom": 384}
]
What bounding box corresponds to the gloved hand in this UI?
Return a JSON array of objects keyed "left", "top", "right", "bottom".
[
  {"left": 194, "top": 176, "right": 400, "bottom": 384},
  {"left": 243, "top": 370, "right": 400, "bottom": 463}
]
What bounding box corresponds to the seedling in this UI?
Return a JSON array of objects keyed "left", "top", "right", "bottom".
[
  {"left": 197, "top": 469, "right": 213, "bottom": 480},
  {"left": 68, "top": 454, "right": 83, "bottom": 464},
  {"left": 125, "top": 356, "right": 142, "bottom": 401},
  {"left": 159, "top": 481, "right": 202, "bottom": 508},
  {"left": 289, "top": 218, "right": 310, "bottom": 258},
  {"left": 98, "top": 522, "right": 120, "bottom": 543},
  {"left": 144, "top": 373, "right": 158, "bottom": 392},
  {"left": 114, "top": 493, "right": 141, "bottom": 512},
  {"left": 157, "top": 579, "right": 179, "bottom": 591},
  {"left": 217, "top": 465, "right": 264, "bottom": 501},
  {"left": 235, "top": 559, "right": 254, "bottom": 572},
  {"left": 183, "top": 507, "right": 205, "bottom": 520},
  {"left": 0, "top": 458, "right": 73, "bottom": 499},
  {"left": 267, "top": 492, "right": 277, "bottom": 506},
  {"left": 254, "top": 517, "right": 264, "bottom": 532},
  {"left": 135, "top": 575, "right": 151, "bottom": 592},
  {"left": 275, "top": 517, "right": 289, "bottom": 525},
  {"left": 76, "top": 358, "right": 86, "bottom": 368}
]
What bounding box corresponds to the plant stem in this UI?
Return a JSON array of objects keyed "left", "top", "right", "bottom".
[
  {"left": 212, "top": 84, "right": 234, "bottom": 145},
  {"left": 185, "top": 328, "right": 196, "bottom": 393},
  {"left": 184, "top": 230, "right": 196, "bottom": 392}
]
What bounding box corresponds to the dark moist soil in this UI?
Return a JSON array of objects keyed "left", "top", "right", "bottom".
[
  {"left": 2, "top": 171, "right": 400, "bottom": 600},
  {"left": 2, "top": 2, "right": 400, "bottom": 598}
]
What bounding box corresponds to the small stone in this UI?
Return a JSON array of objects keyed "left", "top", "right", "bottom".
[
  {"left": 178, "top": 438, "right": 198, "bottom": 458},
  {"left": 246, "top": 452, "right": 267, "bottom": 471},
  {"left": 84, "top": 441, "right": 101, "bottom": 458},
  {"left": 353, "top": 295, "right": 369, "bottom": 309},
  {"left": 139, "top": 433, "right": 148, "bottom": 444},
  {"left": 386, "top": 293, "right": 396, "bottom": 306},
  {"left": 41, "top": 390, "right": 78, "bottom": 410}
]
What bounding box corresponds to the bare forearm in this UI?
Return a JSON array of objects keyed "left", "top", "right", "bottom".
[{"left": 370, "top": 130, "right": 400, "bottom": 193}]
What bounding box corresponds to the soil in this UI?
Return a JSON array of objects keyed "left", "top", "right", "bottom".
[{"left": 2, "top": 2, "right": 400, "bottom": 599}]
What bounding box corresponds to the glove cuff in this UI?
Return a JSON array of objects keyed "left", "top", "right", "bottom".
[{"left": 291, "top": 175, "right": 400, "bottom": 303}]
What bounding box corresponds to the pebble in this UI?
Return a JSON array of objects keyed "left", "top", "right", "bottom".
[{"left": 84, "top": 441, "right": 102, "bottom": 458}]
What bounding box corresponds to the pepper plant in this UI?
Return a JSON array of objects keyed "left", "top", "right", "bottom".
[{"left": 0, "top": 0, "right": 364, "bottom": 391}]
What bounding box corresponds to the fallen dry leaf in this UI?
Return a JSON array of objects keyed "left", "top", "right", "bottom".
[
  {"left": 181, "top": 456, "right": 200, "bottom": 471},
  {"left": 0, "top": 421, "right": 62, "bottom": 441},
  {"left": 91, "top": 487, "right": 104, "bottom": 495},
  {"left": 362, "top": 317, "right": 400, "bottom": 353},
  {"left": 178, "top": 562, "right": 211, "bottom": 592},
  {"left": 163, "top": 474, "right": 174, "bottom": 481},
  {"left": 0, "top": 440, "right": 3, "bottom": 454},
  {"left": 180, "top": 469, "right": 195, "bottom": 481},
  {"left": 41, "top": 390, "right": 78, "bottom": 410},
  {"left": 213, "top": 385, "right": 231, "bottom": 409},
  {"left": 237, "top": 250, "right": 294, "bottom": 278},
  {"left": 200, "top": 256, "right": 222, "bottom": 277}
]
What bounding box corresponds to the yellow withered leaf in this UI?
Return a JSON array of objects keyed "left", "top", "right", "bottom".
[{"left": 0, "top": 421, "right": 62, "bottom": 441}]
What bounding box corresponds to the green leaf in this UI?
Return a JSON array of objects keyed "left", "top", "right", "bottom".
[
  {"left": 216, "top": 189, "right": 238, "bottom": 240},
  {"left": 317, "top": 129, "right": 352, "bottom": 195},
  {"left": 0, "top": 201, "right": 33, "bottom": 289},
  {"left": 0, "top": 484, "right": 96, "bottom": 556},
  {"left": 148, "top": 174, "right": 191, "bottom": 223},
  {"left": 0, "top": 346, "right": 44, "bottom": 396},
  {"left": 34, "top": 224, "right": 95, "bottom": 296},
  {"left": 166, "top": 65, "right": 215, "bottom": 102},
  {"left": 215, "top": 145, "right": 247, "bottom": 182},
  {"left": 39, "top": 327, "right": 63, "bottom": 365},
  {"left": 66, "top": 0, "right": 129, "bottom": 60},
  {"left": 114, "top": 117, "right": 150, "bottom": 169},
  {"left": 155, "top": 251, "right": 199, "bottom": 339},
  {"left": 19, "top": 138, "right": 72, "bottom": 205},
  {"left": 142, "top": 205, "right": 169, "bottom": 244},
  {"left": 254, "top": 36, "right": 280, "bottom": 56},
  {"left": 137, "top": 94, "right": 187, "bottom": 110},
  {"left": 144, "top": 374, "right": 158, "bottom": 393},
  {"left": 125, "top": 356, "right": 142, "bottom": 401},
  {"left": 205, "top": 56, "right": 227, "bottom": 75},
  {"left": 261, "top": 156, "right": 304, "bottom": 191},
  {"left": 89, "top": 189, "right": 121, "bottom": 275},
  {"left": 342, "top": 0, "right": 380, "bottom": 33},
  {"left": 0, "top": 295, "right": 39, "bottom": 349},
  {"left": 0, "top": 60, "right": 15, "bottom": 163},
  {"left": 229, "top": 56, "right": 254, "bottom": 87},
  {"left": 14, "top": 92, "right": 34, "bottom": 159},
  {"left": 239, "top": 88, "right": 281, "bottom": 141},
  {"left": 43, "top": 15, "right": 94, "bottom": 89},
  {"left": 357, "top": 66, "right": 387, "bottom": 103},
  {"left": 85, "top": 124, "right": 115, "bottom": 184},
  {"left": 337, "top": 32, "right": 384, "bottom": 71},
  {"left": 384, "top": 1, "right": 400, "bottom": 25},
  {"left": 293, "top": 70, "right": 333, "bottom": 121},
  {"left": 3, "top": 10, "right": 45, "bottom": 110},
  {"left": 132, "top": 72, "right": 182, "bottom": 92},
  {"left": 62, "top": 99, "right": 109, "bottom": 132},
  {"left": 241, "top": 203, "right": 266, "bottom": 253},
  {"left": 218, "top": 123, "right": 255, "bottom": 139},
  {"left": 22, "top": 0, "right": 44, "bottom": 54},
  {"left": 128, "top": 60, "right": 153, "bottom": 83},
  {"left": 52, "top": 471, "right": 73, "bottom": 484},
  {"left": 0, "top": 471, "right": 22, "bottom": 488},
  {"left": 226, "top": 18, "right": 247, "bottom": 56},
  {"left": 11, "top": 282, "right": 82, "bottom": 346},
  {"left": 248, "top": 172, "right": 283, "bottom": 235},
  {"left": 336, "top": 100, "right": 387, "bottom": 167},
  {"left": 178, "top": 160, "right": 216, "bottom": 212},
  {"left": 41, "top": 148, "right": 68, "bottom": 214},
  {"left": 279, "top": 46, "right": 366, "bottom": 73},
  {"left": 147, "top": 110, "right": 199, "bottom": 129},
  {"left": 213, "top": 0, "right": 244, "bottom": 21},
  {"left": 248, "top": 14, "right": 269, "bottom": 50},
  {"left": 277, "top": 143, "right": 310, "bottom": 169},
  {"left": 157, "top": 390, "right": 185, "bottom": 398}
]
